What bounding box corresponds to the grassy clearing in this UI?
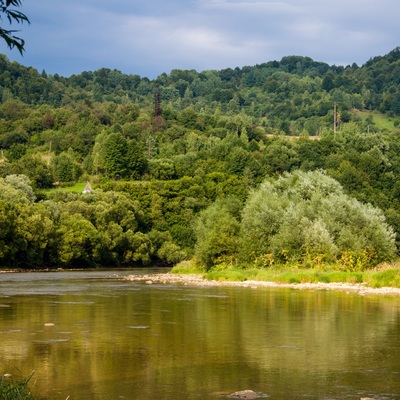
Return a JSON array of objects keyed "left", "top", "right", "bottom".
[
  {"left": 58, "top": 182, "right": 87, "bottom": 193},
  {"left": 41, "top": 182, "right": 88, "bottom": 195},
  {"left": 171, "top": 260, "right": 400, "bottom": 288},
  {"left": 352, "top": 109, "right": 396, "bottom": 131}
]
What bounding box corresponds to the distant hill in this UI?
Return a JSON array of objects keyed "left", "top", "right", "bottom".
[
  {"left": 1, "top": 47, "right": 400, "bottom": 120},
  {"left": 1, "top": 48, "right": 400, "bottom": 269}
]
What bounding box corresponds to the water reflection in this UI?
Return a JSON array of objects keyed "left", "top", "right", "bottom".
[{"left": 0, "top": 271, "right": 400, "bottom": 400}]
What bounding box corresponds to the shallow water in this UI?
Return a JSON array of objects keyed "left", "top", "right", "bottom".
[{"left": 1, "top": 270, "right": 400, "bottom": 400}]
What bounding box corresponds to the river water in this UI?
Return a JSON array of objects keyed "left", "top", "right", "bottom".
[{"left": 0, "top": 270, "right": 400, "bottom": 400}]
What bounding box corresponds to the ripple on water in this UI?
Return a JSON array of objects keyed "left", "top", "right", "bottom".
[
  {"left": 32, "top": 339, "right": 69, "bottom": 343},
  {"left": 275, "top": 344, "right": 301, "bottom": 350},
  {"left": 0, "top": 329, "right": 23, "bottom": 334},
  {"left": 127, "top": 325, "right": 150, "bottom": 329},
  {"left": 51, "top": 301, "right": 95, "bottom": 305}
]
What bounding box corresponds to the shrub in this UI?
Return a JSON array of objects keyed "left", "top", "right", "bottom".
[{"left": 239, "top": 170, "right": 396, "bottom": 268}]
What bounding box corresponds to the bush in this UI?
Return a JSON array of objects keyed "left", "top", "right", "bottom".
[
  {"left": 194, "top": 197, "right": 241, "bottom": 268},
  {"left": 239, "top": 170, "right": 396, "bottom": 268},
  {"left": 171, "top": 259, "right": 206, "bottom": 274}
]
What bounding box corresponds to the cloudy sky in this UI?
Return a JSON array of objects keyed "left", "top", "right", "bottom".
[{"left": 2, "top": 0, "right": 399, "bottom": 78}]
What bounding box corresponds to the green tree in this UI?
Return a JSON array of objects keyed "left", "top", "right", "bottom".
[
  {"left": 13, "top": 203, "right": 55, "bottom": 267},
  {"left": 123, "top": 231, "right": 153, "bottom": 265},
  {"left": 239, "top": 170, "right": 396, "bottom": 268},
  {"left": 0, "top": 199, "right": 15, "bottom": 262},
  {"left": 126, "top": 139, "right": 147, "bottom": 179},
  {"left": 56, "top": 212, "right": 101, "bottom": 267},
  {"left": 101, "top": 132, "right": 128, "bottom": 178},
  {"left": 0, "top": 0, "right": 29, "bottom": 54},
  {"left": 263, "top": 139, "right": 300, "bottom": 174},
  {"left": 228, "top": 147, "right": 250, "bottom": 175},
  {"left": 15, "top": 154, "right": 53, "bottom": 188},
  {"left": 194, "top": 197, "right": 242, "bottom": 268},
  {"left": 6, "top": 143, "right": 27, "bottom": 161},
  {"left": 157, "top": 240, "right": 186, "bottom": 264},
  {"left": 0, "top": 175, "right": 33, "bottom": 204},
  {"left": 52, "top": 151, "right": 80, "bottom": 182},
  {"left": 322, "top": 72, "right": 335, "bottom": 92},
  {"left": 4, "top": 174, "right": 35, "bottom": 203}
]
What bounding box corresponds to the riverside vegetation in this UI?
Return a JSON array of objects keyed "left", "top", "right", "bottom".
[
  {"left": 0, "top": 373, "right": 37, "bottom": 400},
  {"left": 2, "top": 48, "right": 400, "bottom": 286}
]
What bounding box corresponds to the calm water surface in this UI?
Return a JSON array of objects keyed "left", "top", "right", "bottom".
[{"left": 1, "top": 270, "right": 400, "bottom": 400}]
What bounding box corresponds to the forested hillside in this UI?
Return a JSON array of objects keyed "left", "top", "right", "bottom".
[{"left": 1, "top": 48, "right": 400, "bottom": 270}]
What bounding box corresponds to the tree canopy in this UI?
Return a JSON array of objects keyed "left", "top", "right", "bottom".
[
  {"left": 1, "top": 48, "right": 400, "bottom": 270},
  {"left": 239, "top": 170, "right": 396, "bottom": 269}
]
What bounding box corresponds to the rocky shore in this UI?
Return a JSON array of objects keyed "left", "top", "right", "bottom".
[{"left": 123, "top": 273, "right": 400, "bottom": 296}]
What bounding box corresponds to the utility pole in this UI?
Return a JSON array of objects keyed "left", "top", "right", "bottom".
[
  {"left": 147, "top": 136, "right": 156, "bottom": 158},
  {"left": 333, "top": 102, "right": 337, "bottom": 134},
  {"left": 154, "top": 85, "right": 162, "bottom": 117},
  {"left": 48, "top": 140, "right": 52, "bottom": 165},
  {"left": 152, "top": 85, "right": 164, "bottom": 132}
]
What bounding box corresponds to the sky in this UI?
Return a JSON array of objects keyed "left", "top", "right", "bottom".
[{"left": 2, "top": 0, "right": 399, "bottom": 79}]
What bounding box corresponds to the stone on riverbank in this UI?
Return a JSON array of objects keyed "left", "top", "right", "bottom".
[
  {"left": 227, "top": 390, "right": 258, "bottom": 399},
  {"left": 123, "top": 273, "right": 400, "bottom": 296}
]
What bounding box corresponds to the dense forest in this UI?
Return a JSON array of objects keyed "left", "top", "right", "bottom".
[{"left": 1, "top": 47, "right": 400, "bottom": 270}]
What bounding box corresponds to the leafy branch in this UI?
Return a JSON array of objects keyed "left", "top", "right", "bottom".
[{"left": 0, "top": 0, "right": 30, "bottom": 54}]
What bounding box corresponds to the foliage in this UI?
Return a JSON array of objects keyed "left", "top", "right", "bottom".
[
  {"left": 193, "top": 265, "right": 400, "bottom": 288},
  {"left": 363, "top": 267, "right": 400, "bottom": 288},
  {"left": 194, "top": 197, "right": 242, "bottom": 268},
  {"left": 1, "top": 48, "right": 400, "bottom": 270},
  {"left": 0, "top": 182, "right": 188, "bottom": 268},
  {"left": 0, "top": 372, "right": 37, "bottom": 400},
  {"left": 200, "top": 266, "right": 361, "bottom": 284},
  {"left": 0, "top": 0, "right": 29, "bottom": 54},
  {"left": 239, "top": 170, "right": 396, "bottom": 268},
  {"left": 171, "top": 259, "right": 206, "bottom": 274},
  {"left": 4, "top": 174, "right": 35, "bottom": 202},
  {"left": 52, "top": 151, "right": 81, "bottom": 182}
]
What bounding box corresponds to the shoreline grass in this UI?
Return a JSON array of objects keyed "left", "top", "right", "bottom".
[
  {"left": 171, "top": 261, "right": 400, "bottom": 289},
  {"left": 0, "top": 372, "right": 38, "bottom": 400}
]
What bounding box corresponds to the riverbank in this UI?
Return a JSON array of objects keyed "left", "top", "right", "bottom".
[{"left": 123, "top": 273, "right": 400, "bottom": 296}]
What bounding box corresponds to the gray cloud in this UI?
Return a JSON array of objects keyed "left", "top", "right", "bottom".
[{"left": 3, "top": 0, "right": 399, "bottom": 77}]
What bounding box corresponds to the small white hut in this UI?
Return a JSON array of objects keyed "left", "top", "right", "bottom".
[{"left": 82, "top": 182, "right": 93, "bottom": 194}]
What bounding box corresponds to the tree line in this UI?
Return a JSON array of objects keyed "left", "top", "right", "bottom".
[{"left": 1, "top": 49, "right": 400, "bottom": 269}]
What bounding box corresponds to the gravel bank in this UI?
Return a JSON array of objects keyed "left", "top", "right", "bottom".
[{"left": 123, "top": 273, "right": 400, "bottom": 296}]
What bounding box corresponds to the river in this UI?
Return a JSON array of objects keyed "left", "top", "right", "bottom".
[{"left": 0, "top": 270, "right": 400, "bottom": 400}]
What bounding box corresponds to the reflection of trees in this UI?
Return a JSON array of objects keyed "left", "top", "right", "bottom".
[{"left": 0, "top": 287, "right": 400, "bottom": 399}]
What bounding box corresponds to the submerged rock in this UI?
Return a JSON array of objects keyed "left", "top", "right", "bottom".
[{"left": 227, "top": 390, "right": 258, "bottom": 399}]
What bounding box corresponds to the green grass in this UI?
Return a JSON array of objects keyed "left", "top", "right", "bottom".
[
  {"left": 60, "top": 182, "right": 87, "bottom": 193},
  {"left": 41, "top": 182, "right": 89, "bottom": 195},
  {"left": 172, "top": 262, "right": 400, "bottom": 288},
  {"left": 202, "top": 265, "right": 366, "bottom": 285},
  {"left": 352, "top": 109, "right": 395, "bottom": 131},
  {"left": 363, "top": 268, "right": 400, "bottom": 288},
  {"left": 0, "top": 372, "right": 38, "bottom": 400},
  {"left": 170, "top": 259, "right": 207, "bottom": 274}
]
